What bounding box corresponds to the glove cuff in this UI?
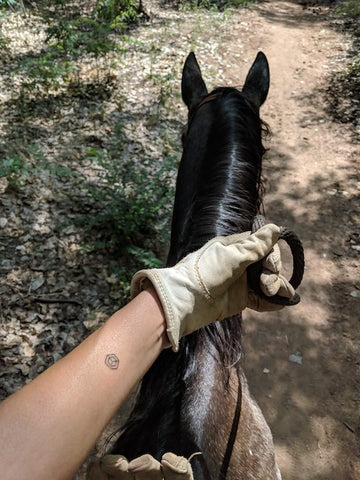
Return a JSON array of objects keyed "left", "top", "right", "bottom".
[{"left": 131, "top": 269, "right": 180, "bottom": 351}]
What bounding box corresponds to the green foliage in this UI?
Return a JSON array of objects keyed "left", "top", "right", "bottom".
[
  {"left": 17, "top": 1, "right": 139, "bottom": 93},
  {"left": 0, "top": 155, "right": 26, "bottom": 187},
  {"left": 337, "top": 0, "right": 360, "bottom": 18},
  {"left": 19, "top": 54, "right": 77, "bottom": 91},
  {"left": 76, "top": 144, "right": 175, "bottom": 301},
  {"left": 0, "top": 0, "right": 18, "bottom": 9},
  {"left": 0, "top": 142, "right": 171, "bottom": 279},
  {"left": 45, "top": 17, "right": 118, "bottom": 57},
  {"left": 94, "top": 0, "right": 138, "bottom": 29},
  {"left": 124, "top": 246, "right": 163, "bottom": 268},
  {"left": 0, "top": 147, "right": 77, "bottom": 188},
  {"left": 180, "top": 0, "right": 254, "bottom": 11},
  {"left": 80, "top": 146, "right": 175, "bottom": 256}
]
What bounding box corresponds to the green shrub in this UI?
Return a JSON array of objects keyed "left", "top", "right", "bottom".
[
  {"left": 94, "top": 0, "right": 138, "bottom": 28},
  {"left": 45, "top": 17, "right": 118, "bottom": 57},
  {"left": 19, "top": 54, "right": 77, "bottom": 92},
  {"left": 0, "top": 148, "right": 77, "bottom": 189},
  {"left": 78, "top": 147, "right": 175, "bottom": 257},
  {"left": 0, "top": 0, "right": 18, "bottom": 9},
  {"left": 0, "top": 155, "right": 26, "bottom": 187},
  {"left": 17, "top": 1, "right": 137, "bottom": 93},
  {"left": 180, "top": 0, "right": 254, "bottom": 11},
  {"left": 337, "top": 0, "right": 360, "bottom": 18}
]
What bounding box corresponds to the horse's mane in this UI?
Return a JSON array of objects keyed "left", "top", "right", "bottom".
[
  {"left": 183, "top": 87, "right": 267, "bottom": 252},
  {"left": 112, "top": 86, "right": 268, "bottom": 459}
]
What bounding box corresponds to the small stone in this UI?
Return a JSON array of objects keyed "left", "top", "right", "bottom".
[
  {"left": 0, "top": 178, "right": 8, "bottom": 194},
  {"left": 20, "top": 364, "right": 30, "bottom": 376},
  {"left": 22, "top": 344, "right": 35, "bottom": 357},
  {"left": 263, "top": 368, "right": 270, "bottom": 374},
  {"left": 31, "top": 275, "right": 45, "bottom": 291},
  {"left": 0, "top": 217, "right": 8, "bottom": 228},
  {"left": 289, "top": 353, "right": 303, "bottom": 365},
  {"left": 6, "top": 334, "right": 21, "bottom": 347},
  {"left": 15, "top": 245, "right": 26, "bottom": 255},
  {"left": 350, "top": 291, "right": 358, "bottom": 298}
]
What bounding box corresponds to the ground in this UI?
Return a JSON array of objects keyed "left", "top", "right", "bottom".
[{"left": 0, "top": 1, "right": 359, "bottom": 479}]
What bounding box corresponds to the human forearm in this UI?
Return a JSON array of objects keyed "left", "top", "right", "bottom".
[
  {"left": 0, "top": 288, "right": 166, "bottom": 480},
  {"left": 0, "top": 225, "right": 297, "bottom": 480}
]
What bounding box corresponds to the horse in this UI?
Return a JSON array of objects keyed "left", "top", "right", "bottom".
[{"left": 111, "top": 51, "right": 282, "bottom": 480}]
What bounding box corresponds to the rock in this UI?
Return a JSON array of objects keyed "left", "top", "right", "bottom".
[
  {"left": 22, "top": 344, "right": 35, "bottom": 357},
  {"left": 31, "top": 275, "right": 45, "bottom": 291},
  {"left": 289, "top": 353, "right": 303, "bottom": 365}
]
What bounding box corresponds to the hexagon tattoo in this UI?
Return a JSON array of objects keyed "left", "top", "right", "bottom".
[{"left": 105, "top": 353, "right": 119, "bottom": 370}]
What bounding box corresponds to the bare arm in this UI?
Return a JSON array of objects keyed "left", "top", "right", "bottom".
[
  {"left": 0, "top": 288, "right": 167, "bottom": 480},
  {"left": 0, "top": 225, "right": 292, "bottom": 480}
]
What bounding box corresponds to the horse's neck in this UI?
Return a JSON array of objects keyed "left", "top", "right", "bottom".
[{"left": 179, "top": 337, "right": 241, "bottom": 480}]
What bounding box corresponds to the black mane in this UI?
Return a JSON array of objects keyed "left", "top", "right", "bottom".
[
  {"left": 184, "top": 87, "right": 267, "bottom": 254},
  {"left": 112, "top": 86, "right": 268, "bottom": 461}
]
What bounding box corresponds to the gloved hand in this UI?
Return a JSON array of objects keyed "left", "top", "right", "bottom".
[
  {"left": 87, "top": 452, "right": 195, "bottom": 480},
  {"left": 131, "top": 224, "right": 295, "bottom": 351},
  {"left": 260, "top": 243, "right": 291, "bottom": 297}
]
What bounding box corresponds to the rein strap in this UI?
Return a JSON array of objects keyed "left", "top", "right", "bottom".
[{"left": 218, "top": 369, "right": 242, "bottom": 480}]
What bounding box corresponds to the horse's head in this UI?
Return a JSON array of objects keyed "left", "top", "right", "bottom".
[{"left": 167, "top": 52, "right": 270, "bottom": 267}]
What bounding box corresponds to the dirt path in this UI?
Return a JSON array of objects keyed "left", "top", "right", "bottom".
[{"left": 228, "top": 2, "right": 360, "bottom": 479}]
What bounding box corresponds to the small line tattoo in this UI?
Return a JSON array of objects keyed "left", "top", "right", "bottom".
[{"left": 105, "top": 353, "right": 119, "bottom": 370}]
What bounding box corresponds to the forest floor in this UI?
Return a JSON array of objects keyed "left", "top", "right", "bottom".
[{"left": 0, "top": 1, "right": 359, "bottom": 479}]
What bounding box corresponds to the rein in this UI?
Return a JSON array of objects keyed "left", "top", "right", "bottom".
[
  {"left": 218, "top": 369, "right": 242, "bottom": 480},
  {"left": 187, "top": 92, "right": 220, "bottom": 128}
]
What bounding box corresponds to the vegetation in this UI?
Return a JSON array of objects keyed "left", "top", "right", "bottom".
[
  {"left": 324, "top": 0, "right": 360, "bottom": 132},
  {"left": 0, "top": 144, "right": 175, "bottom": 299},
  {"left": 0, "top": 0, "right": 179, "bottom": 302},
  {"left": 337, "top": 0, "right": 360, "bottom": 18},
  {"left": 180, "top": 0, "right": 254, "bottom": 11},
  {"left": 79, "top": 145, "right": 175, "bottom": 258},
  {"left": 13, "top": 1, "right": 139, "bottom": 93}
]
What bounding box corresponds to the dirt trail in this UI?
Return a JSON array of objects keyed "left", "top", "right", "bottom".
[{"left": 226, "top": 2, "right": 360, "bottom": 479}]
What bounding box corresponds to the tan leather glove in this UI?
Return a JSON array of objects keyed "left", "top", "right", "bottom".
[
  {"left": 87, "top": 453, "right": 195, "bottom": 480},
  {"left": 131, "top": 224, "right": 295, "bottom": 351}
]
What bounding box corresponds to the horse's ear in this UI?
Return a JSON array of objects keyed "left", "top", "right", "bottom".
[
  {"left": 181, "top": 52, "right": 208, "bottom": 111},
  {"left": 242, "top": 51, "right": 270, "bottom": 109}
]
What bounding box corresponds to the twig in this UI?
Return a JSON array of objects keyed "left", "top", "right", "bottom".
[
  {"left": 18, "top": 0, "right": 27, "bottom": 16},
  {"left": 343, "top": 422, "right": 355, "bottom": 434},
  {"left": 33, "top": 297, "right": 82, "bottom": 307}
]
